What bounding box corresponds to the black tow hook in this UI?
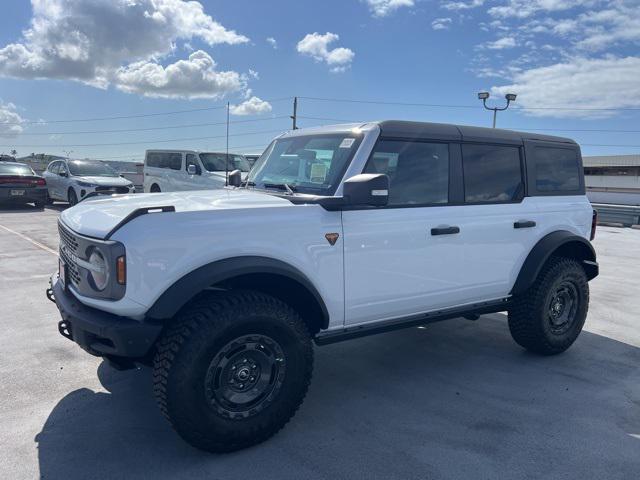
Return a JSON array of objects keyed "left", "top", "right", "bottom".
[{"left": 46, "top": 287, "right": 56, "bottom": 303}]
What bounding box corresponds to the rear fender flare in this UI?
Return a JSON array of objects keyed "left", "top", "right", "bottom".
[{"left": 511, "top": 230, "right": 597, "bottom": 296}]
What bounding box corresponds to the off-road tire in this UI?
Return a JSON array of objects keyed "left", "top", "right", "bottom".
[
  {"left": 152, "top": 290, "right": 314, "bottom": 453},
  {"left": 68, "top": 188, "right": 78, "bottom": 206},
  {"left": 508, "top": 256, "right": 589, "bottom": 355}
]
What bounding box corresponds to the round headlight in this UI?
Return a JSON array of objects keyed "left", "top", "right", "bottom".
[{"left": 88, "top": 248, "right": 109, "bottom": 291}]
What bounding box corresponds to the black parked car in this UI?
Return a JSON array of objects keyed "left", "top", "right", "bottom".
[{"left": 0, "top": 162, "right": 48, "bottom": 208}]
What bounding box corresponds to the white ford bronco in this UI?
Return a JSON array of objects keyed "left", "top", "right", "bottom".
[{"left": 48, "top": 121, "right": 599, "bottom": 452}]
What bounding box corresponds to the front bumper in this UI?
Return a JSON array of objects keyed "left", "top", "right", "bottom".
[{"left": 48, "top": 274, "right": 162, "bottom": 359}]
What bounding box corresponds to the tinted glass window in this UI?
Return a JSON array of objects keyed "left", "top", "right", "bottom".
[
  {"left": 186, "top": 154, "right": 199, "bottom": 172},
  {"left": 48, "top": 162, "right": 59, "bottom": 174},
  {"left": 146, "top": 152, "right": 182, "bottom": 170},
  {"left": 69, "top": 160, "right": 118, "bottom": 177},
  {"left": 146, "top": 152, "right": 163, "bottom": 168},
  {"left": 0, "top": 163, "right": 33, "bottom": 175},
  {"left": 247, "top": 134, "right": 363, "bottom": 195},
  {"left": 462, "top": 144, "right": 522, "bottom": 203},
  {"left": 199, "top": 153, "right": 251, "bottom": 173},
  {"left": 364, "top": 140, "right": 449, "bottom": 206},
  {"left": 534, "top": 147, "right": 581, "bottom": 192}
]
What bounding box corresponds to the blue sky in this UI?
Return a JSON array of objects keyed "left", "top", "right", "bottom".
[{"left": 0, "top": 0, "right": 638, "bottom": 161}]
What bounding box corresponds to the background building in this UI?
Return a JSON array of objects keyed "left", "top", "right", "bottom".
[{"left": 584, "top": 155, "right": 640, "bottom": 205}]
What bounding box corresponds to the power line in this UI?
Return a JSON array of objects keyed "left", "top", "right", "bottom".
[
  {"left": 298, "top": 96, "right": 640, "bottom": 112},
  {"left": 14, "top": 115, "right": 291, "bottom": 136},
  {"left": 4, "top": 97, "right": 293, "bottom": 125},
  {"left": 298, "top": 116, "right": 640, "bottom": 135},
  {"left": 76, "top": 142, "right": 270, "bottom": 161},
  {"left": 0, "top": 128, "right": 284, "bottom": 148}
]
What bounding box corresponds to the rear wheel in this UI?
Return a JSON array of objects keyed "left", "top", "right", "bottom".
[
  {"left": 152, "top": 290, "right": 313, "bottom": 452},
  {"left": 34, "top": 201, "right": 44, "bottom": 209},
  {"left": 68, "top": 188, "right": 78, "bottom": 206},
  {"left": 508, "top": 256, "right": 589, "bottom": 355},
  {"left": 150, "top": 184, "right": 161, "bottom": 193}
]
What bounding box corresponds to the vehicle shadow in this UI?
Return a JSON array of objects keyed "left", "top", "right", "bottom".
[
  {"left": 0, "top": 203, "right": 45, "bottom": 214},
  {"left": 0, "top": 203, "right": 66, "bottom": 214},
  {"left": 35, "top": 314, "right": 640, "bottom": 480}
]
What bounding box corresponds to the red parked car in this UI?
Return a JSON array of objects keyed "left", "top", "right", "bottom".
[{"left": 0, "top": 162, "right": 48, "bottom": 208}]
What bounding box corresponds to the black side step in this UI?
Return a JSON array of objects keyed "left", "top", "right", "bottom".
[
  {"left": 104, "top": 206, "right": 175, "bottom": 240},
  {"left": 314, "top": 298, "right": 510, "bottom": 346}
]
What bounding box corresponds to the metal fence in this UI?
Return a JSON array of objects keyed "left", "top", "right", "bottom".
[{"left": 592, "top": 203, "right": 640, "bottom": 227}]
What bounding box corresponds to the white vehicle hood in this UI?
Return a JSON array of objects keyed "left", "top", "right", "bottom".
[
  {"left": 60, "top": 189, "right": 293, "bottom": 239},
  {"left": 73, "top": 175, "right": 131, "bottom": 186}
]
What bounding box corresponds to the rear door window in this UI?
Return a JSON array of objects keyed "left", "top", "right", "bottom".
[
  {"left": 462, "top": 144, "right": 523, "bottom": 203},
  {"left": 533, "top": 147, "right": 581, "bottom": 192}
]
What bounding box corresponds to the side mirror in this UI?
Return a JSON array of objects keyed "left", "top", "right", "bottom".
[
  {"left": 228, "top": 169, "right": 242, "bottom": 187},
  {"left": 343, "top": 173, "right": 389, "bottom": 207},
  {"left": 187, "top": 164, "right": 198, "bottom": 175}
]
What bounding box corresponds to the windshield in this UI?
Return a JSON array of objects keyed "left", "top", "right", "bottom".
[
  {"left": 199, "top": 153, "right": 251, "bottom": 173},
  {"left": 69, "top": 160, "right": 118, "bottom": 177},
  {"left": 246, "top": 134, "right": 363, "bottom": 195},
  {"left": 0, "top": 164, "right": 34, "bottom": 175}
]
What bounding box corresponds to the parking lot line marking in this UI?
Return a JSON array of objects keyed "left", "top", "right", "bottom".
[{"left": 0, "top": 224, "right": 58, "bottom": 256}]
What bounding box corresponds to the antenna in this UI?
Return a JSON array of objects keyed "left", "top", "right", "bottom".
[{"left": 225, "top": 102, "right": 230, "bottom": 186}]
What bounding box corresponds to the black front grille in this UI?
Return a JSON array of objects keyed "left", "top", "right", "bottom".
[
  {"left": 58, "top": 222, "right": 81, "bottom": 286},
  {"left": 95, "top": 186, "right": 129, "bottom": 194},
  {"left": 58, "top": 223, "right": 79, "bottom": 253}
]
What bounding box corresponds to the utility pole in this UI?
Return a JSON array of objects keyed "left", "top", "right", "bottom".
[
  {"left": 290, "top": 96, "right": 298, "bottom": 130},
  {"left": 225, "top": 102, "right": 230, "bottom": 186},
  {"left": 477, "top": 92, "right": 517, "bottom": 128}
]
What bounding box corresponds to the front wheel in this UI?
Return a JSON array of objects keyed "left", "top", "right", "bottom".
[
  {"left": 152, "top": 290, "right": 313, "bottom": 452},
  {"left": 508, "top": 257, "right": 589, "bottom": 355},
  {"left": 68, "top": 188, "right": 78, "bottom": 206}
]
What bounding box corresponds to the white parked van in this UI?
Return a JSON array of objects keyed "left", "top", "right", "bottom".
[{"left": 143, "top": 150, "right": 251, "bottom": 193}]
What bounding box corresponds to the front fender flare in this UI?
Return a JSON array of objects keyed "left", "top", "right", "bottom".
[
  {"left": 145, "top": 256, "right": 330, "bottom": 327},
  {"left": 511, "top": 231, "right": 598, "bottom": 296}
]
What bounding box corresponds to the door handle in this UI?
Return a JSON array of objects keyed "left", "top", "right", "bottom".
[
  {"left": 431, "top": 226, "right": 460, "bottom": 236},
  {"left": 514, "top": 220, "right": 536, "bottom": 229}
]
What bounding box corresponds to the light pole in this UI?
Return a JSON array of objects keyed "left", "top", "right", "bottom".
[{"left": 477, "top": 92, "right": 517, "bottom": 128}]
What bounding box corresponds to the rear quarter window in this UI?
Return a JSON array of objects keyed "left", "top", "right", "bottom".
[
  {"left": 146, "top": 152, "right": 182, "bottom": 170},
  {"left": 533, "top": 147, "right": 581, "bottom": 192}
]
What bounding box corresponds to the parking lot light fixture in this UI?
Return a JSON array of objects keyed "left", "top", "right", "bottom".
[{"left": 478, "top": 91, "right": 517, "bottom": 128}]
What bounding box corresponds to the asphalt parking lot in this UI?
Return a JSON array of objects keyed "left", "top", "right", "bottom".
[{"left": 0, "top": 204, "right": 638, "bottom": 480}]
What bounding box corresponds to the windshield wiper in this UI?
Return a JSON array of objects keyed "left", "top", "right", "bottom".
[
  {"left": 242, "top": 181, "right": 256, "bottom": 188},
  {"left": 263, "top": 183, "right": 297, "bottom": 195}
]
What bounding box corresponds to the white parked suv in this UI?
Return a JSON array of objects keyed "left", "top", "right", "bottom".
[
  {"left": 143, "top": 149, "right": 251, "bottom": 193},
  {"left": 43, "top": 159, "right": 135, "bottom": 205},
  {"left": 48, "top": 121, "right": 599, "bottom": 452}
]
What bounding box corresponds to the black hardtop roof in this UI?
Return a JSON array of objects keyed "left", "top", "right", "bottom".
[{"left": 376, "top": 120, "right": 576, "bottom": 146}]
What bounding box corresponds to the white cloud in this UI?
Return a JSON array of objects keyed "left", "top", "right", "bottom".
[
  {"left": 266, "top": 37, "right": 278, "bottom": 49},
  {"left": 492, "top": 56, "right": 640, "bottom": 118},
  {"left": 363, "top": 0, "right": 415, "bottom": 17},
  {"left": 488, "top": 0, "right": 591, "bottom": 19},
  {"left": 0, "top": 102, "right": 24, "bottom": 137},
  {"left": 113, "top": 50, "right": 245, "bottom": 99},
  {"left": 432, "top": 18, "right": 452, "bottom": 30},
  {"left": 0, "top": 0, "right": 249, "bottom": 97},
  {"left": 442, "top": 0, "right": 484, "bottom": 11},
  {"left": 297, "top": 32, "right": 355, "bottom": 72},
  {"left": 485, "top": 36, "right": 517, "bottom": 49},
  {"left": 230, "top": 96, "right": 273, "bottom": 116}
]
